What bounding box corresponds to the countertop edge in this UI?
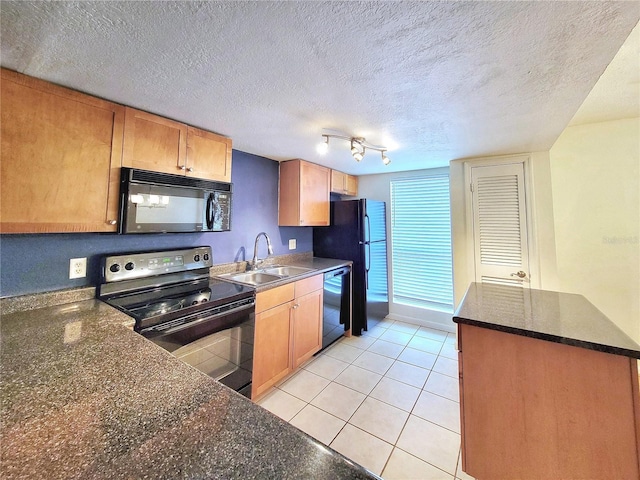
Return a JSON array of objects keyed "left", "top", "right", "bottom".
[{"left": 453, "top": 316, "right": 640, "bottom": 360}]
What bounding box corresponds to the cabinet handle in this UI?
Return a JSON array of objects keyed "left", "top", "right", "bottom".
[
  {"left": 107, "top": 220, "right": 117, "bottom": 225},
  {"left": 178, "top": 165, "right": 186, "bottom": 170},
  {"left": 292, "top": 304, "right": 299, "bottom": 310},
  {"left": 187, "top": 167, "right": 194, "bottom": 172}
]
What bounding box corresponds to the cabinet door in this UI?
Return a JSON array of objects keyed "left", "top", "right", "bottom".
[
  {"left": 459, "top": 324, "right": 640, "bottom": 479},
  {"left": 0, "top": 69, "right": 124, "bottom": 233},
  {"left": 122, "top": 107, "right": 187, "bottom": 176},
  {"left": 299, "top": 161, "right": 330, "bottom": 226},
  {"left": 330, "top": 169, "right": 346, "bottom": 194},
  {"left": 186, "top": 126, "right": 232, "bottom": 182},
  {"left": 279, "top": 159, "right": 330, "bottom": 226},
  {"left": 292, "top": 288, "right": 323, "bottom": 368},
  {"left": 252, "top": 302, "right": 293, "bottom": 399},
  {"left": 344, "top": 174, "right": 358, "bottom": 196}
]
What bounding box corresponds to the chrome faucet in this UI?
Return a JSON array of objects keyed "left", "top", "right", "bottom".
[{"left": 250, "top": 232, "right": 274, "bottom": 270}]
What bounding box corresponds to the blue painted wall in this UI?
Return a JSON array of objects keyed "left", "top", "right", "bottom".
[{"left": 0, "top": 151, "right": 312, "bottom": 297}]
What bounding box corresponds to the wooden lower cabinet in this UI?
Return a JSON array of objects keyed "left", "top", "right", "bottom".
[
  {"left": 292, "top": 288, "right": 323, "bottom": 368},
  {"left": 252, "top": 301, "right": 293, "bottom": 397},
  {"left": 252, "top": 275, "right": 323, "bottom": 399},
  {"left": 458, "top": 324, "right": 640, "bottom": 480}
]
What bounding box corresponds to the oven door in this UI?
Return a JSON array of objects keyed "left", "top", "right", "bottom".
[{"left": 141, "top": 299, "right": 255, "bottom": 398}]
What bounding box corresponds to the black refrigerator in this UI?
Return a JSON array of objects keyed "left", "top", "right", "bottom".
[{"left": 313, "top": 199, "right": 389, "bottom": 335}]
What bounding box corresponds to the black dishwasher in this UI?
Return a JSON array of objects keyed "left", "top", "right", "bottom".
[{"left": 319, "top": 266, "right": 352, "bottom": 351}]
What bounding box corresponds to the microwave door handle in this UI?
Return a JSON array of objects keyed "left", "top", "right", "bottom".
[{"left": 206, "top": 193, "right": 214, "bottom": 230}]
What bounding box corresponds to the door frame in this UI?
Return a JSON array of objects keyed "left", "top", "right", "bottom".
[{"left": 463, "top": 154, "right": 542, "bottom": 289}]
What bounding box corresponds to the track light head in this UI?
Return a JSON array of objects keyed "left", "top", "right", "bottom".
[
  {"left": 316, "top": 135, "right": 329, "bottom": 154},
  {"left": 381, "top": 151, "right": 391, "bottom": 165}
]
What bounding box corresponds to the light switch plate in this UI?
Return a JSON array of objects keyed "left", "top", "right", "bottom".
[
  {"left": 288, "top": 239, "right": 297, "bottom": 250},
  {"left": 69, "top": 257, "right": 87, "bottom": 279}
]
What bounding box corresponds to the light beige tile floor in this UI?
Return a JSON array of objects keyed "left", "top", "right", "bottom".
[{"left": 256, "top": 318, "right": 476, "bottom": 479}]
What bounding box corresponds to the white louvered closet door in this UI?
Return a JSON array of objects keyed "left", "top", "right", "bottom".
[{"left": 471, "top": 162, "right": 530, "bottom": 287}]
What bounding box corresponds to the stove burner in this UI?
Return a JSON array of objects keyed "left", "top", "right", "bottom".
[{"left": 129, "top": 290, "right": 212, "bottom": 319}]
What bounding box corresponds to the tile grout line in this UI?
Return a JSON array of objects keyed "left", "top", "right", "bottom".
[{"left": 265, "top": 319, "right": 462, "bottom": 479}]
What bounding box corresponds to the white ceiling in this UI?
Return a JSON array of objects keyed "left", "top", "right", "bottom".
[{"left": 1, "top": 1, "right": 638, "bottom": 175}]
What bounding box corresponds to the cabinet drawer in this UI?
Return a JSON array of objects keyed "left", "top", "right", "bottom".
[
  {"left": 295, "top": 274, "right": 323, "bottom": 297},
  {"left": 256, "top": 283, "right": 295, "bottom": 313}
]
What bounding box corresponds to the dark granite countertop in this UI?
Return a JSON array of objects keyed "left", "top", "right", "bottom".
[
  {"left": 0, "top": 267, "right": 378, "bottom": 479},
  {"left": 453, "top": 282, "right": 640, "bottom": 359}
]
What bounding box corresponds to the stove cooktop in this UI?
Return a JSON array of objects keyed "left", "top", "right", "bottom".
[{"left": 105, "top": 278, "right": 254, "bottom": 323}]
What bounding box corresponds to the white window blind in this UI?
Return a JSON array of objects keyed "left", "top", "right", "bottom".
[{"left": 390, "top": 174, "right": 454, "bottom": 313}]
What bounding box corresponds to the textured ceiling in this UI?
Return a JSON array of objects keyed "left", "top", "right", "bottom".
[{"left": 1, "top": 1, "right": 638, "bottom": 175}]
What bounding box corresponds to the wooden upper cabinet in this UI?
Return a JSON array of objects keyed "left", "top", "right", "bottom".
[
  {"left": 122, "top": 107, "right": 187, "bottom": 176},
  {"left": 123, "top": 108, "right": 232, "bottom": 182},
  {"left": 330, "top": 169, "right": 358, "bottom": 196},
  {"left": 344, "top": 174, "right": 358, "bottom": 196},
  {"left": 278, "top": 159, "right": 330, "bottom": 226},
  {"left": 186, "top": 126, "right": 232, "bottom": 182},
  {"left": 0, "top": 69, "right": 124, "bottom": 233}
]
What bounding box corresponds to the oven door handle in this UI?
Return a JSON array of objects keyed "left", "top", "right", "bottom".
[{"left": 142, "top": 301, "right": 254, "bottom": 336}]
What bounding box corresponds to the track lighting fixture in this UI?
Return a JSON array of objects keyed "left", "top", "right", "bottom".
[{"left": 317, "top": 132, "right": 391, "bottom": 165}]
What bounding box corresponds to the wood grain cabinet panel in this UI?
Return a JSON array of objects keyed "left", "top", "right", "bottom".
[
  {"left": 0, "top": 69, "right": 124, "bottom": 233},
  {"left": 344, "top": 173, "right": 358, "bottom": 196},
  {"left": 458, "top": 324, "right": 640, "bottom": 480},
  {"left": 278, "top": 159, "right": 330, "bottom": 226},
  {"left": 330, "top": 169, "right": 358, "bottom": 196},
  {"left": 253, "top": 301, "right": 293, "bottom": 399},
  {"left": 123, "top": 109, "right": 232, "bottom": 182},
  {"left": 122, "top": 107, "right": 187, "bottom": 175},
  {"left": 292, "top": 288, "right": 323, "bottom": 368},
  {"left": 252, "top": 274, "right": 324, "bottom": 399},
  {"left": 186, "top": 126, "right": 232, "bottom": 182}
]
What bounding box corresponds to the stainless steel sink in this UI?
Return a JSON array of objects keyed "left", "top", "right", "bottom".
[
  {"left": 216, "top": 265, "right": 313, "bottom": 286},
  {"left": 262, "top": 266, "right": 312, "bottom": 277},
  {"left": 217, "top": 271, "right": 282, "bottom": 286}
]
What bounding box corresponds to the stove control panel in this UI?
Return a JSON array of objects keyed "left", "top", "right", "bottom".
[{"left": 103, "top": 246, "right": 213, "bottom": 283}]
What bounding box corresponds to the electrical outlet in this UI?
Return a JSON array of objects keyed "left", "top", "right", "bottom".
[
  {"left": 69, "top": 257, "right": 87, "bottom": 279},
  {"left": 288, "top": 238, "right": 297, "bottom": 250}
]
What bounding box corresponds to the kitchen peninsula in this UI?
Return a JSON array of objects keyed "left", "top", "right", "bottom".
[
  {"left": 0, "top": 267, "right": 377, "bottom": 480},
  {"left": 454, "top": 282, "right": 640, "bottom": 480}
]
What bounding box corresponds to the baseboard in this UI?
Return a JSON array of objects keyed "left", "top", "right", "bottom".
[{"left": 385, "top": 312, "right": 456, "bottom": 333}]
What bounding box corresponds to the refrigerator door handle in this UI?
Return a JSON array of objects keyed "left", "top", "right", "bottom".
[
  {"left": 364, "top": 213, "right": 371, "bottom": 243},
  {"left": 364, "top": 211, "right": 371, "bottom": 290},
  {"left": 365, "top": 242, "right": 371, "bottom": 289}
]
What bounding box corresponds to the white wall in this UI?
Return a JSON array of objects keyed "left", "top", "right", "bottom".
[
  {"left": 361, "top": 117, "right": 640, "bottom": 344},
  {"left": 549, "top": 117, "right": 640, "bottom": 343},
  {"left": 359, "top": 167, "right": 455, "bottom": 332}
]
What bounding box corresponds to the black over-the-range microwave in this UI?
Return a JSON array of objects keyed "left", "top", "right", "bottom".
[{"left": 118, "top": 167, "right": 232, "bottom": 234}]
